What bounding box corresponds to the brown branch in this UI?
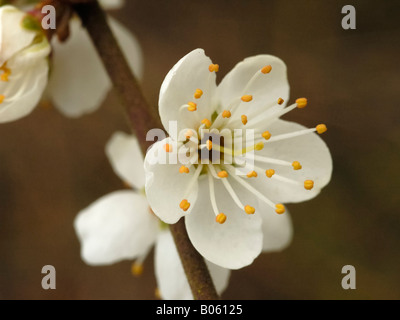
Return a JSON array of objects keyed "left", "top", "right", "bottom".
[{"left": 71, "top": 0, "right": 219, "bottom": 300}]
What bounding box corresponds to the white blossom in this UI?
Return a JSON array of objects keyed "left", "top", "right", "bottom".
[
  {"left": 144, "top": 49, "right": 332, "bottom": 269},
  {"left": 0, "top": 5, "right": 50, "bottom": 123}
]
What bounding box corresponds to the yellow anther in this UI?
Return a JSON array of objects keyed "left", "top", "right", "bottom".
[
  {"left": 262, "top": 131, "right": 271, "bottom": 140},
  {"left": 217, "top": 170, "right": 229, "bottom": 178},
  {"left": 255, "top": 142, "right": 264, "bottom": 151},
  {"left": 164, "top": 143, "right": 172, "bottom": 153},
  {"left": 215, "top": 213, "right": 227, "bottom": 224},
  {"left": 209, "top": 64, "right": 219, "bottom": 72},
  {"left": 194, "top": 88, "right": 203, "bottom": 99},
  {"left": 179, "top": 165, "right": 190, "bottom": 174},
  {"left": 316, "top": 124, "right": 327, "bottom": 134},
  {"left": 265, "top": 169, "right": 275, "bottom": 178},
  {"left": 185, "top": 129, "right": 194, "bottom": 139},
  {"left": 206, "top": 140, "right": 213, "bottom": 150},
  {"left": 201, "top": 118, "right": 211, "bottom": 128},
  {"left": 292, "top": 161, "right": 302, "bottom": 170},
  {"left": 246, "top": 170, "right": 258, "bottom": 178},
  {"left": 131, "top": 262, "right": 144, "bottom": 276},
  {"left": 296, "top": 98, "right": 307, "bottom": 108},
  {"left": 241, "top": 95, "right": 253, "bottom": 102},
  {"left": 275, "top": 204, "right": 285, "bottom": 214},
  {"left": 179, "top": 199, "right": 191, "bottom": 211},
  {"left": 244, "top": 205, "right": 255, "bottom": 215},
  {"left": 277, "top": 98, "right": 284, "bottom": 105},
  {"left": 0, "top": 94, "right": 5, "bottom": 104},
  {"left": 304, "top": 180, "right": 314, "bottom": 190},
  {"left": 187, "top": 101, "right": 197, "bottom": 112},
  {"left": 0, "top": 73, "right": 9, "bottom": 82},
  {"left": 0, "top": 64, "right": 11, "bottom": 82},
  {"left": 241, "top": 115, "right": 248, "bottom": 125},
  {"left": 222, "top": 110, "right": 231, "bottom": 118},
  {"left": 261, "top": 65, "right": 272, "bottom": 74}
]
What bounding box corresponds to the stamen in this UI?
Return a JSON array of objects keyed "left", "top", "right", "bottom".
[
  {"left": 0, "top": 63, "right": 11, "bottom": 82},
  {"left": 277, "top": 98, "right": 284, "bottom": 105},
  {"left": 0, "top": 95, "right": 5, "bottom": 104},
  {"left": 262, "top": 131, "right": 271, "bottom": 140},
  {"left": 316, "top": 124, "right": 327, "bottom": 134},
  {"left": 261, "top": 65, "right": 272, "bottom": 74},
  {"left": 213, "top": 165, "right": 245, "bottom": 210},
  {"left": 296, "top": 98, "right": 307, "bottom": 108},
  {"left": 304, "top": 180, "right": 314, "bottom": 190},
  {"left": 179, "top": 199, "right": 190, "bottom": 211},
  {"left": 241, "top": 95, "right": 253, "bottom": 102},
  {"left": 292, "top": 161, "right": 302, "bottom": 170},
  {"left": 131, "top": 262, "right": 144, "bottom": 276},
  {"left": 226, "top": 165, "right": 277, "bottom": 210},
  {"left": 209, "top": 64, "right": 219, "bottom": 72},
  {"left": 265, "top": 169, "right": 275, "bottom": 178},
  {"left": 216, "top": 213, "right": 227, "bottom": 224},
  {"left": 217, "top": 170, "right": 229, "bottom": 178},
  {"left": 179, "top": 165, "right": 190, "bottom": 174},
  {"left": 244, "top": 154, "right": 292, "bottom": 167},
  {"left": 182, "top": 164, "right": 203, "bottom": 199},
  {"left": 164, "top": 143, "right": 172, "bottom": 153},
  {"left": 206, "top": 140, "right": 213, "bottom": 150},
  {"left": 208, "top": 172, "right": 224, "bottom": 222},
  {"left": 222, "top": 110, "right": 231, "bottom": 118},
  {"left": 275, "top": 204, "right": 285, "bottom": 214},
  {"left": 185, "top": 129, "right": 194, "bottom": 140},
  {"left": 246, "top": 170, "right": 258, "bottom": 178},
  {"left": 266, "top": 127, "right": 322, "bottom": 143},
  {"left": 201, "top": 118, "right": 211, "bottom": 128},
  {"left": 187, "top": 102, "right": 197, "bottom": 112},
  {"left": 244, "top": 205, "right": 255, "bottom": 214},
  {"left": 241, "top": 115, "right": 248, "bottom": 125},
  {"left": 194, "top": 89, "right": 203, "bottom": 99},
  {"left": 254, "top": 142, "right": 264, "bottom": 151}
]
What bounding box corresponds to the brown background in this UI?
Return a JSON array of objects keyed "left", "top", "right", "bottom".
[{"left": 0, "top": 0, "right": 399, "bottom": 299}]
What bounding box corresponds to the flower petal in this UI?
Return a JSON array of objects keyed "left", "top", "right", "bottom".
[
  {"left": 144, "top": 138, "right": 199, "bottom": 224},
  {"left": 185, "top": 177, "right": 263, "bottom": 269},
  {"left": 105, "top": 131, "right": 145, "bottom": 190},
  {"left": 99, "top": 0, "right": 125, "bottom": 10},
  {"left": 159, "top": 49, "right": 217, "bottom": 135},
  {"left": 0, "top": 6, "right": 37, "bottom": 65},
  {"left": 259, "top": 202, "right": 293, "bottom": 252},
  {"left": 0, "top": 58, "right": 48, "bottom": 123},
  {"left": 74, "top": 190, "right": 158, "bottom": 266},
  {"left": 155, "top": 230, "right": 230, "bottom": 300},
  {"left": 216, "top": 55, "right": 289, "bottom": 128},
  {"left": 47, "top": 16, "right": 143, "bottom": 117},
  {"left": 249, "top": 119, "right": 333, "bottom": 203}
]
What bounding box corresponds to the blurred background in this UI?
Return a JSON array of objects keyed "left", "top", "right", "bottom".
[{"left": 0, "top": 0, "right": 399, "bottom": 299}]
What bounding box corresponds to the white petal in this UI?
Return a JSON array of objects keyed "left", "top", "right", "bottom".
[
  {"left": 185, "top": 177, "right": 263, "bottom": 269},
  {"left": 99, "top": 0, "right": 125, "bottom": 10},
  {"left": 159, "top": 49, "right": 217, "bottom": 135},
  {"left": 259, "top": 202, "right": 293, "bottom": 252},
  {"left": 105, "top": 131, "right": 145, "bottom": 189},
  {"left": 249, "top": 119, "right": 333, "bottom": 203},
  {"left": 0, "top": 58, "right": 48, "bottom": 123},
  {"left": 144, "top": 138, "right": 199, "bottom": 224},
  {"left": 155, "top": 230, "right": 230, "bottom": 300},
  {"left": 216, "top": 55, "right": 289, "bottom": 126},
  {"left": 0, "top": 6, "right": 36, "bottom": 65},
  {"left": 47, "top": 16, "right": 143, "bottom": 117},
  {"left": 74, "top": 190, "right": 159, "bottom": 266}
]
